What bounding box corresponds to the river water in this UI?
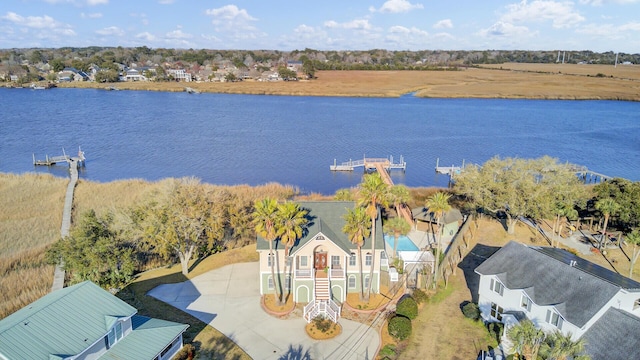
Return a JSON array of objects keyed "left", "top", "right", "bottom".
[{"left": 1, "top": 88, "right": 638, "bottom": 194}]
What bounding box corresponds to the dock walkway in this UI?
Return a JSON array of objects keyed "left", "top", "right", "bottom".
[
  {"left": 330, "top": 155, "right": 406, "bottom": 172},
  {"left": 50, "top": 151, "right": 84, "bottom": 292}
]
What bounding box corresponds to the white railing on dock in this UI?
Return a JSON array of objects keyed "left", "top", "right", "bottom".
[{"left": 330, "top": 155, "right": 406, "bottom": 171}]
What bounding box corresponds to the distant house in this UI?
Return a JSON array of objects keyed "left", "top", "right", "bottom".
[
  {"left": 286, "top": 60, "right": 303, "bottom": 72},
  {"left": 0, "top": 281, "right": 188, "bottom": 360},
  {"left": 256, "top": 201, "right": 388, "bottom": 322},
  {"left": 475, "top": 241, "right": 640, "bottom": 359},
  {"left": 166, "top": 69, "right": 192, "bottom": 82},
  {"left": 59, "top": 67, "right": 89, "bottom": 82},
  {"left": 124, "top": 68, "right": 147, "bottom": 81}
]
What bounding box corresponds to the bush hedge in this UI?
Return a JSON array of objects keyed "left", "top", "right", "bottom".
[
  {"left": 462, "top": 302, "right": 480, "bottom": 320},
  {"left": 388, "top": 315, "right": 412, "bottom": 341},
  {"left": 396, "top": 296, "right": 418, "bottom": 320},
  {"left": 411, "top": 288, "right": 428, "bottom": 304}
]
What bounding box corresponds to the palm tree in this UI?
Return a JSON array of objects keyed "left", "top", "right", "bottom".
[
  {"left": 357, "top": 172, "right": 390, "bottom": 300},
  {"left": 595, "top": 198, "right": 620, "bottom": 249},
  {"left": 542, "top": 331, "right": 588, "bottom": 360},
  {"left": 626, "top": 230, "right": 640, "bottom": 278},
  {"left": 252, "top": 198, "right": 282, "bottom": 304},
  {"left": 334, "top": 188, "right": 354, "bottom": 201},
  {"left": 276, "top": 202, "right": 308, "bottom": 299},
  {"left": 383, "top": 217, "right": 411, "bottom": 259},
  {"left": 389, "top": 184, "right": 410, "bottom": 214},
  {"left": 425, "top": 191, "right": 451, "bottom": 288},
  {"left": 342, "top": 206, "right": 371, "bottom": 301},
  {"left": 506, "top": 319, "right": 545, "bottom": 360}
]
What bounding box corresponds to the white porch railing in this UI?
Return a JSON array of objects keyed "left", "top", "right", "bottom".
[
  {"left": 303, "top": 299, "right": 341, "bottom": 323},
  {"left": 295, "top": 269, "right": 313, "bottom": 278},
  {"left": 330, "top": 267, "right": 344, "bottom": 278}
]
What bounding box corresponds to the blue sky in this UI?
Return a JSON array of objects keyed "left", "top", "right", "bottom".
[{"left": 1, "top": 0, "right": 639, "bottom": 52}]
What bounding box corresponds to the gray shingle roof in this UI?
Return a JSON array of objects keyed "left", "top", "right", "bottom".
[
  {"left": 256, "top": 201, "right": 384, "bottom": 253},
  {"left": 582, "top": 307, "right": 640, "bottom": 360},
  {"left": 101, "top": 315, "right": 188, "bottom": 360},
  {"left": 474, "top": 241, "right": 640, "bottom": 327},
  {"left": 0, "top": 281, "right": 136, "bottom": 359}
]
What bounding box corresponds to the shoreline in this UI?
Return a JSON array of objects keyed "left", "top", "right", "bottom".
[{"left": 39, "top": 65, "right": 640, "bottom": 102}]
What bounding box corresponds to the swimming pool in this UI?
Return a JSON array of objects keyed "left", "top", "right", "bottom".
[{"left": 384, "top": 234, "right": 419, "bottom": 252}]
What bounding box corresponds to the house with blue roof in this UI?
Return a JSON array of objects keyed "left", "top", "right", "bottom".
[
  {"left": 0, "top": 281, "right": 188, "bottom": 360},
  {"left": 475, "top": 241, "right": 640, "bottom": 359},
  {"left": 256, "top": 201, "right": 388, "bottom": 323}
]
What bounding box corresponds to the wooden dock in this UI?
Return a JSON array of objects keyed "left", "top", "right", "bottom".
[
  {"left": 330, "top": 155, "right": 406, "bottom": 172},
  {"left": 435, "top": 158, "right": 464, "bottom": 176},
  {"left": 33, "top": 148, "right": 85, "bottom": 167}
]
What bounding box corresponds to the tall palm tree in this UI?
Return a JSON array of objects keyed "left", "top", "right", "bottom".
[
  {"left": 626, "top": 230, "right": 640, "bottom": 278},
  {"left": 252, "top": 198, "right": 282, "bottom": 304},
  {"left": 425, "top": 191, "right": 451, "bottom": 288},
  {"left": 506, "top": 319, "right": 545, "bottom": 360},
  {"left": 357, "top": 172, "right": 390, "bottom": 300},
  {"left": 383, "top": 217, "right": 411, "bottom": 259},
  {"left": 542, "top": 331, "right": 588, "bottom": 360},
  {"left": 276, "top": 202, "right": 308, "bottom": 299},
  {"left": 342, "top": 206, "right": 371, "bottom": 301},
  {"left": 595, "top": 198, "right": 620, "bottom": 249}
]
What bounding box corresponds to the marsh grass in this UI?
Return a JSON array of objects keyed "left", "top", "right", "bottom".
[{"left": 59, "top": 66, "right": 640, "bottom": 101}]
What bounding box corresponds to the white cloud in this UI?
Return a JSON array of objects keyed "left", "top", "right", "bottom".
[
  {"left": 324, "top": 19, "right": 372, "bottom": 30},
  {"left": 389, "top": 25, "right": 428, "bottom": 36},
  {"left": 95, "top": 26, "right": 124, "bottom": 36},
  {"left": 501, "top": 0, "right": 585, "bottom": 28},
  {"left": 87, "top": 0, "right": 108, "bottom": 5},
  {"left": 478, "top": 21, "right": 532, "bottom": 37},
  {"left": 3, "top": 12, "right": 59, "bottom": 28},
  {"left": 577, "top": 21, "right": 640, "bottom": 37},
  {"left": 136, "top": 31, "right": 156, "bottom": 41},
  {"left": 80, "top": 12, "right": 102, "bottom": 18},
  {"left": 158, "top": 0, "right": 175, "bottom": 3},
  {"left": 205, "top": 5, "right": 257, "bottom": 25},
  {"left": 371, "top": 0, "right": 424, "bottom": 13},
  {"left": 166, "top": 29, "right": 193, "bottom": 39},
  {"left": 433, "top": 19, "right": 453, "bottom": 29},
  {"left": 204, "top": 5, "right": 265, "bottom": 45}
]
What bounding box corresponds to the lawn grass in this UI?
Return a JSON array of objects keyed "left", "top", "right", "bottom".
[{"left": 117, "top": 244, "right": 258, "bottom": 360}]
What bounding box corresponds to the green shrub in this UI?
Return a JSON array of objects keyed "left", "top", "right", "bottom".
[
  {"left": 487, "top": 322, "right": 504, "bottom": 343},
  {"left": 379, "top": 344, "right": 397, "bottom": 358},
  {"left": 172, "top": 343, "right": 195, "bottom": 360},
  {"left": 462, "top": 302, "right": 480, "bottom": 320},
  {"left": 396, "top": 296, "right": 418, "bottom": 320},
  {"left": 388, "top": 315, "right": 412, "bottom": 341},
  {"left": 312, "top": 315, "right": 333, "bottom": 333},
  {"left": 411, "top": 288, "right": 428, "bottom": 304}
]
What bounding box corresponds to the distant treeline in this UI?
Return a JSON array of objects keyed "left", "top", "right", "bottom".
[{"left": 1, "top": 47, "right": 638, "bottom": 72}]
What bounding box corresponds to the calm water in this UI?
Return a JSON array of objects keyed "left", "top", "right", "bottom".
[{"left": 1, "top": 88, "right": 639, "bottom": 194}]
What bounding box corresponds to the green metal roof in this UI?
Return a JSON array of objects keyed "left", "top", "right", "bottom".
[
  {"left": 256, "top": 201, "right": 384, "bottom": 253},
  {"left": 0, "top": 281, "right": 136, "bottom": 359},
  {"left": 101, "top": 315, "right": 188, "bottom": 360}
]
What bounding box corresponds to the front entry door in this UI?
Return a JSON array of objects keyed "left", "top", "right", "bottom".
[{"left": 315, "top": 252, "right": 327, "bottom": 270}]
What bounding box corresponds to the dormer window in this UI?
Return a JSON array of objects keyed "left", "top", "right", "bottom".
[
  {"left": 105, "top": 321, "right": 123, "bottom": 349},
  {"left": 634, "top": 298, "right": 640, "bottom": 310},
  {"left": 521, "top": 294, "right": 532, "bottom": 312},
  {"left": 490, "top": 278, "right": 504, "bottom": 296},
  {"left": 316, "top": 235, "right": 325, "bottom": 241}
]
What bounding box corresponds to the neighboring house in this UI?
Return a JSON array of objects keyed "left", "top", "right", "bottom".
[
  {"left": 124, "top": 68, "right": 147, "bottom": 81},
  {"left": 59, "top": 67, "right": 89, "bottom": 82},
  {"left": 475, "top": 241, "right": 640, "bottom": 358},
  {"left": 256, "top": 201, "right": 387, "bottom": 322},
  {"left": 411, "top": 206, "right": 463, "bottom": 236},
  {"left": 0, "top": 281, "right": 188, "bottom": 360},
  {"left": 166, "top": 69, "right": 192, "bottom": 82}
]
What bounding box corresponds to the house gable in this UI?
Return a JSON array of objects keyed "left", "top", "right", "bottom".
[
  {"left": 0, "top": 281, "right": 136, "bottom": 359},
  {"left": 475, "top": 241, "right": 640, "bottom": 328},
  {"left": 256, "top": 201, "right": 385, "bottom": 254},
  {"left": 582, "top": 307, "right": 640, "bottom": 360}
]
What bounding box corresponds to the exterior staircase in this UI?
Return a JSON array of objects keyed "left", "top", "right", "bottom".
[
  {"left": 315, "top": 278, "right": 330, "bottom": 300},
  {"left": 303, "top": 278, "right": 341, "bottom": 323}
]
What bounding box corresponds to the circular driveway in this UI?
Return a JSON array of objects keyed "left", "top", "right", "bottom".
[{"left": 148, "top": 262, "right": 380, "bottom": 360}]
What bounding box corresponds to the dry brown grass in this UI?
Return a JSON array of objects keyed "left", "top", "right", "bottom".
[
  {"left": 0, "top": 173, "right": 66, "bottom": 256},
  {"left": 0, "top": 173, "right": 67, "bottom": 318},
  {"left": 58, "top": 65, "right": 640, "bottom": 101}
]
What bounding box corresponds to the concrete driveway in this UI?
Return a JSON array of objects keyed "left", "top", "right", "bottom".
[{"left": 148, "top": 262, "right": 379, "bottom": 360}]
